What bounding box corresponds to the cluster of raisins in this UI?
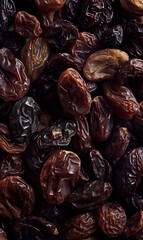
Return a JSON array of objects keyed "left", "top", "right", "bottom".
[{"left": 0, "top": 0, "right": 143, "bottom": 239}]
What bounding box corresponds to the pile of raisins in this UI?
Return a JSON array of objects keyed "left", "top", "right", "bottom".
[{"left": 1, "top": 0, "right": 143, "bottom": 239}]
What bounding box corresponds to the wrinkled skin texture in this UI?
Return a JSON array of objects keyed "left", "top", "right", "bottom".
[
  {"left": 21, "top": 37, "right": 50, "bottom": 82},
  {"left": 102, "top": 25, "right": 123, "bottom": 49},
  {"left": 66, "top": 180, "right": 112, "bottom": 211},
  {"left": 45, "top": 19, "right": 78, "bottom": 51},
  {"left": 36, "top": 120, "right": 76, "bottom": 149},
  {"left": 14, "top": 216, "right": 59, "bottom": 240},
  {"left": 65, "top": 212, "right": 97, "bottom": 240},
  {"left": 0, "top": 176, "right": 35, "bottom": 220},
  {"left": 120, "top": 0, "right": 143, "bottom": 15},
  {"left": 105, "top": 126, "right": 131, "bottom": 164},
  {"left": 116, "top": 59, "right": 143, "bottom": 84},
  {"left": 0, "top": 228, "right": 7, "bottom": 240},
  {"left": 0, "top": 123, "right": 29, "bottom": 154},
  {"left": 102, "top": 81, "right": 139, "bottom": 120},
  {"left": 72, "top": 115, "right": 92, "bottom": 154},
  {"left": 58, "top": 68, "right": 91, "bottom": 116},
  {"left": 35, "top": 0, "right": 66, "bottom": 12},
  {"left": 83, "top": 49, "right": 129, "bottom": 82},
  {"left": 15, "top": 11, "right": 42, "bottom": 39},
  {"left": 123, "top": 211, "right": 143, "bottom": 238},
  {"left": 40, "top": 150, "right": 81, "bottom": 204},
  {"left": 0, "top": 0, "right": 16, "bottom": 32},
  {"left": 0, "top": 48, "right": 30, "bottom": 102},
  {"left": 90, "top": 96, "right": 113, "bottom": 142},
  {"left": 90, "top": 149, "right": 112, "bottom": 182},
  {"left": 9, "top": 97, "right": 41, "bottom": 143},
  {"left": 0, "top": 152, "right": 25, "bottom": 179},
  {"left": 115, "top": 148, "right": 143, "bottom": 198},
  {"left": 68, "top": 32, "right": 100, "bottom": 66},
  {"left": 96, "top": 203, "right": 127, "bottom": 237}
]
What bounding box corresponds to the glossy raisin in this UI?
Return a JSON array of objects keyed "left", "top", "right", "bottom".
[
  {"left": 90, "top": 96, "right": 113, "bottom": 142},
  {"left": 40, "top": 150, "right": 81, "bottom": 204},
  {"left": 0, "top": 0, "right": 16, "bottom": 32},
  {"left": 102, "top": 81, "right": 139, "bottom": 120},
  {"left": 58, "top": 68, "right": 91, "bottom": 116},
  {"left": 9, "top": 97, "right": 40, "bottom": 143},
  {"left": 96, "top": 203, "right": 127, "bottom": 237},
  {"left": 101, "top": 25, "right": 123, "bottom": 49}
]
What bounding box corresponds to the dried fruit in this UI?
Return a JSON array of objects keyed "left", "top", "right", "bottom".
[{"left": 83, "top": 49, "right": 129, "bottom": 82}]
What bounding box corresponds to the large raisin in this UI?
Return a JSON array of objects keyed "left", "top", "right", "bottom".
[
  {"left": 102, "top": 81, "right": 139, "bottom": 120},
  {"left": 58, "top": 68, "right": 91, "bottom": 116},
  {"left": 40, "top": 150, "right": 81, "bottom": 204},
  {"left": 15, "top": 11, "right": 42, "bottom": 39},
  {"left": 0, "top": 48, "right": 30, "bottom": 102},
  {"left": 115, "top": 148, "right": 143, "bottom": 198},
  {"left": 9, "top": 97, "right": 41, "bottom": 143},
  {"left": 83, "top": 49, "right": 129, "bottom": 82},
  {"left": 65, "top": 212, "right": 97, "bottom": 240},
  {"left": 96, "top": 203, "right": 127, "bottom": 237},
  {"left": 0, "top": 176, "right": 35, "bottom": 220},
  {"left": 21, "top": 37, "right": 50, "bottom": 82},
  {"left": 45, "top": 20, "right": 78, "bottom": 51},
  {"left": 66, "top": 180, "right": 112, "bottom": 211}
]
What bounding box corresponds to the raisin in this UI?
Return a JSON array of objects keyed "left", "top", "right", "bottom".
[
  {"left": 120, "top": 0, "right": 143, "bottom": 15},
  {"left": 102, "top": 81, "right": 139, "bottom": 120},
  {"left": 66, "top": 180, "right": 112, "bottom": 211},
  {"left": 58, "top": 68, "right": 91, "bottom": 116},
  {"left": 90, "top": 96, "right": 113, "bottom": 142},
  {"left": 124, "top": 193, "right": 143, "bottom": 217},
  {"left": 9, "top": 97, "right": 41, "bottom": 143},
  {"left": 40, "top": 150, "right": 81, "bottom": 204},
  {"left": 35, "top": 0, "right": 66, "bottom": 12},
  {"left": 101, "top": 25, "right": 123, "bottom": 49},
  {"left": 0, "top": 48, "right": 30, "bottom": 102},
  {"left": 96, "top": 203, "right": 127, "bottom": 237},
  {"left": 0, "top": 0, "right": 16, "bottom": 32},
  {"left": 20, "top": 37, "right": 50, "bottom": 82},
  {"left": 83, "top": 49, "right": 129, "bottom": 82},
  {"left": 45, "top": 19, "right": 78, "bottom": 51},
  {"left": 0, "top": 228, "right": 7, "bottom": 240},
  {"left": 89, "top": 149, "right": 112, "bottom": 182},
  {"left": 104, "top": 126, "right": 131, "bottom": 164},
  {"left": 115, "top": 148, "right": 143, "bottom": 198},
  {"left": 133, "top": 101, "right": 143, "bottom": 141},
  {"left": 65, "top": 212, "right": 97, "bottom": 240},
  {"left": 15, "top": 11, "right": 42, "bottom": 39}
]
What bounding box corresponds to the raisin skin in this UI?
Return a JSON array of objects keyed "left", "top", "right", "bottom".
[
  {"left": 0, "top": 228, "right": 7, "bottom": 240},
  {"left": 115, "top": 148, "right": 143, "bottom": 198},
  {"left": 0, "top": 0, "right": 16, "bottom": 32},
  {"left": 104, "top": 126, "right": 131, "bottom": 164},
  {"left": 9, "top": 97, "right": 41, "bottom": 143},
  {"left": 0, "top": 176, "right": 35, "bottom": 220},
  {"left": 96, "top": 203, "right": 127, "bottom": 237},
  {"left": 72, "top": 115, "right": 92, "bottom": 154},
  {"left": 101, "top": 25, "right": 123, "bottom": 49},
  {"left": 90, "top": 96, "right": 113, "bottom": 142},
  {"left": 124, "top": 193, "right": 143, "bottom": 217},
  {"left": 15, "top": 11, "right": 42, "bottom": 39},
  {"left": 20, "top": 37, "right": 50, "bottom": 82},
  {"left": 65, "top": 212, "right": 97, "bottom": 240},
  {"left": 58, "top": 68, "right": 91, "bottom": 116},
  {"left": 90, "top": 149, "right": 112, "bottom": 182},
  {"left": 83, "top": 49, "right": 129, "bottom": 82},
  {"left": 35, "top": 0, "right": 66, "bottom": 12},
  {"left": 0, "top": 48, "right": 30, "bottom": 102},
  {"left": 133, "top": 101, "right": 143, "bottom": 141},
  {"left": 66, "top": 180, "right": 112, "bottom": 211},
  {"left": 45, "top": 19, "right": 78, "bottom": 51},
  {"left": 102, "top": 81, "right": 139, "bottom": 120},
  {"left": 40, "top": 150, "right": 81, "bottom": 204}
]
